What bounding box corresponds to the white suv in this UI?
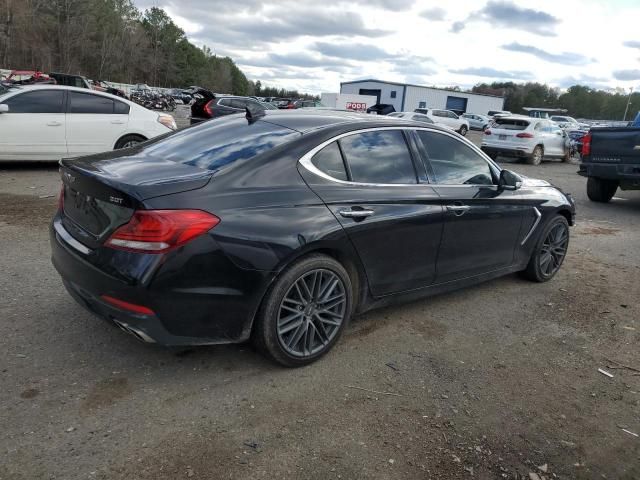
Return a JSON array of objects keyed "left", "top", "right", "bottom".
[
  {"left": 414, "top": 108, "right": 469, "bottom": 136},
  {"left": 481, "top": 116, "right": 569, "bottom": 165}
]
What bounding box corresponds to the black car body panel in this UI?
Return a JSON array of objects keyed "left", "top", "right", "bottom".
[{"left": 51, "top": 110, "right": 575, "bottom": 347}]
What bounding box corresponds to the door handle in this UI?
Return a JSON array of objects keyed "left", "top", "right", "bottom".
[
  {"left": 110, "top": 120, "right": 125, "bottom": 124},
  {"left": 47, "top": 121, "right": 62, "bottom": 126},
  {"left": 446, "top": 204, "right": 470, "bottom": 216},
  {"left": 339, "top": 208, "right": 374, "bottom": 219}
]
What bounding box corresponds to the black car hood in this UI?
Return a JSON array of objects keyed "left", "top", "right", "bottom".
[
  {"left": 520, "top": 176, "right": 552, "bottom": 187},
  {"left": 60, "top": 149, "right": 213, "bottom": 201}
]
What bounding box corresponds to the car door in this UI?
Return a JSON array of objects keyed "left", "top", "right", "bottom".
[
  {"left": 414, "top": 129, "right": 528, "bottom": 283},
  {"left": 66, "top": 91, "right": 128, "bottom": 156},
  {"left": 298, "top": 128, "right": 445, "bottom": 296},
  {"left": 546, "top": 124, "right": 566, "bottom": 156},
  {"left": 0, "top": 89, "right": 67, "bottom": 160}
]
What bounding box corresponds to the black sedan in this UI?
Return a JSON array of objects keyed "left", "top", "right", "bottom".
[{"left": 51, "top": 110, "right": 575, "bottom": 366}]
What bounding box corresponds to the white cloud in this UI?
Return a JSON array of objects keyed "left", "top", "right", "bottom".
[{"left": 133, "top": 0, "right": 640, "bottom": 94}]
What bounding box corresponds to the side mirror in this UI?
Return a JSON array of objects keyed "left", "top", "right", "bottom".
[
  {"left": 498, "top": 169, "right": 522, "bottom": 191},
  {"left": 0, "top": 104, "right": 8, "bottom": 113}
]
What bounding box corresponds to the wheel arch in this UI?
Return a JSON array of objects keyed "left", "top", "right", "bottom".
[
  {"left": 113, "top": 132, "right": 147, "bottom": 150},
  {"left": 556, "top": 207, "right": 574, "bottom": 226},
  {"left": 246, "top": 244, "right": 370, "bottom": 339}
]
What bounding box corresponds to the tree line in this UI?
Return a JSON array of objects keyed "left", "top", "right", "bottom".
[
  {"left": 472, "top": 82, "right": 638, "bottom": 120},
  {"left": 0, "top": 0, "right": 314, "bottom": 99}
]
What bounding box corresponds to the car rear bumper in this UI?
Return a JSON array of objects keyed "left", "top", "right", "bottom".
[
  {"left": 481, "top": 145, "right": 534, "bottom": 158},
  {"left": 50, "top": 217, "right": 270, "bottom": 346},
  {"left": 578, "top": 162, "right": 640, "bottom": 189}
]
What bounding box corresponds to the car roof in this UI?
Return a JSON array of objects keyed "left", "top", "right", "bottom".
[
  {"left": 257, "top": 109, "right": 450, "bottom": 134},
  {"left": 0, "top": 84, "right": 140, "bottom": 105}
]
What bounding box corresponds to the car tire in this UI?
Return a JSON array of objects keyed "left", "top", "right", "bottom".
[
  {"left": 114, "top": 134, "right": 146, "bottom": 150},
  {"left": 252, "top": 254, "right": 353, "bottom": 367},
  {"left": 586, "top": 177, "right": 618, "bottom": 203},
  {"left": 459, "top": 125, "right": 468, "bottom": 136},
  {"left": 527, "top": 145, "right": 543, "bottom": 165},
  {"left": 520, "top": 215, "right": 570, "bottom": 283}
]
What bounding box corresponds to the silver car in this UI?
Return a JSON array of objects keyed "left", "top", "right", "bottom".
[
  {"left": 462, "top": 113, "right": 490, "bottom": 131},
  {"left": 388, "top": 111, "right": 435, "bottom": 124}
]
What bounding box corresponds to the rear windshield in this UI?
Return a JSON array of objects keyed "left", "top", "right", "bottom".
[
  {"left": 494, "top": 118, "right": 530, "bottom": 130},
  {"left": 141, "top": 116, "right": 300, "bottom": 172}
]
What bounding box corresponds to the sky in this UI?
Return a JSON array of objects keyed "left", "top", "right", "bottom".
[{"left": 134, "top": 0, "right": 640, "bottom": 94}]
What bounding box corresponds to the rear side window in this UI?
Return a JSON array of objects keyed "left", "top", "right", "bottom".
[
  {"left": 113, "top": 100, "right": 130, "bottom": 114},
  {"left": 4, "top": 90, "right": 64, "bottom": 113},
  {"left": 495, "top": 118, "right": 530, "bottom": 130},
  {"left": 141, "top": 117, "right": 300, "bottom": 172},
  {"left": 311, "top": 142, "right": 348, "bottom": 181},
  {"left": 69, "top": 92, "right": 114, "bottom": 114},
  {"left": 417, "top": 131, "right": 493, "bottom": 185},
  {"left": 339, "top": 130, "right": 416, "bottom": 184}
]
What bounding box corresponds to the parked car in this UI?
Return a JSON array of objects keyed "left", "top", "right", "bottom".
[
  {"left": 294, "top": 99, "right": 320, "bottom": 108},
  {"left": 275, "top": 98, "right": 297, "bottom": 109},
  {"left": 191, "top": 94, "right": 266, "bottom": 124},
  {"left": 49, "top": 72, "right": 91, "bottom": 89},
  {"left": 167, "top": 88, "right": 192, "bottom": 105},
  {"left": 481, "top": 116, "right": 569, "bottom": 165},
  {"left": 549, "top": 115, "right": 589, "bottom": 130},
  {"left": 578, "top": 122, "right": 640, "bottom": 202},
  {"left": 388, "top": 111, "right": 435, "bottom": 124},
  {"left": 259, "top": 101, "right": 278, "bottom": 110},
  {"left": 91, "top": 80, "right": 127, "bottom": 98},
  {"left": 50, "top": 109, "right": 574, "bottom": 366},
  {"left": 1, "top": 70, "right": 55, "bottom": 86},
  {"left": 367, "top": 103, "right": 396, "bottom": 115},
  {"left": 0, "top": 85, "right": 176, "bottom": 161},
  {"left": 462, "top": 113, "right": 490, "bottom": 131},
  {"left": 488, "top": 110, "right": 511, "bottom": 118},
  {"left": 414, "top": 108, "right": 469, "bottom": 135}
]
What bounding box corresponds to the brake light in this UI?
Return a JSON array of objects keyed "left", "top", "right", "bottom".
[
  {"left": 286, "top": 103, "right": 295, "bottom": 109},
  {"left": 204, "top": 99, "right": 214, "bottom": 117},
  {"left": 516, "top": 132, "right": 534, "bottom": 138},
  {"left": 100, "top": 295, "right": 155, "bottom": 315},
  {"left": 105, "top": 210, "right": 220, "bottom": 253},
  {"left": 484, "top": 129, "right": 491, "bottom": 135},
  {"left": 582, "top": 132, "right": 592, "bottom": 156}
]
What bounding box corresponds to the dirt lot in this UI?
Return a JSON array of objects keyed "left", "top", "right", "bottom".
[{"left": 1, "top": 134, "right": 639, "bottom": 479}]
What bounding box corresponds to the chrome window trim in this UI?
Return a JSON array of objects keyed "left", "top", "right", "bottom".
[
  {"left": 299, "top": 126, "right": 501, "bottom": 188},
  {"left": 520, "top": 207, "right": 542, "bottom": 245}
]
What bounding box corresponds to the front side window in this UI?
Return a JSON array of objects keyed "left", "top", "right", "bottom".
[
  {"left": 310, "top": 142, "right": 348, "bottom": 181},
  {"left": 417, "top": 130, "right": 493, "bottom": 185},
  {"left": 339, "top": 130, "right": 416, "bottom": 184},
  {"left": 4, "top": 90, "right": 64, "bottom": 113},
  {"left": 69, "top": 92, "right": 114, "bottom": 114}
]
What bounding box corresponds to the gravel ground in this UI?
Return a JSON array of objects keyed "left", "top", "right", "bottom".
[{"left": 1, "top": 131, "right": 639, "bottom": 479}]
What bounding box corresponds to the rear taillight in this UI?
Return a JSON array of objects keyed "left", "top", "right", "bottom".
[
  {"left": 204, "top": 99, "right": 214, "bottom": 117},
  {"left": 582, "top": 132, "right": 592, "bottom": 156},
  {"left": 100, "top": 295, "right": 155, "bottom": 315},
  {"left": 484, "top": 129, "right": 491, "bottom": 135},
  {"left": 286, "top": 104, "right": 295, "bottom": 109},
  {"left": 105, "top": 210, "right": 220, "bottom": 253},
  {"left": 516, "top": 132, "right": 534, "bottom": 138}
]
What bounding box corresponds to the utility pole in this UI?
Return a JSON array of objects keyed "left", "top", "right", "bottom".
[{"left": 623, "top": 87, "right": 633, "bottom": 121}]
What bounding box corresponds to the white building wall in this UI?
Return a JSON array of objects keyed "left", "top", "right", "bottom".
[
  {"left": 339, "top": 81, "right": 404, "bottom": 111},
  {"left": 404, "top": 86, "right": 504, "bottom": 114},
  {"left": 340, "top": 81, "right": 504, "bottom": 115}
]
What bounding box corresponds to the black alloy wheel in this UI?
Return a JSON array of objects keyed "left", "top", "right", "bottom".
[{"left": 521, "top": 215, "right": 569, "bottom": 282}]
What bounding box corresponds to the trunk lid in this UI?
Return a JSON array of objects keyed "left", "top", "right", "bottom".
[{"left": 59, "top": 150, "right": 212, "bottom": 250}]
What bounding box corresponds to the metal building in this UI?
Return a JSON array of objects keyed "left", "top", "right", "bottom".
[{"left": 340, "top": 79, "right": 504, "bottom": 115}]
